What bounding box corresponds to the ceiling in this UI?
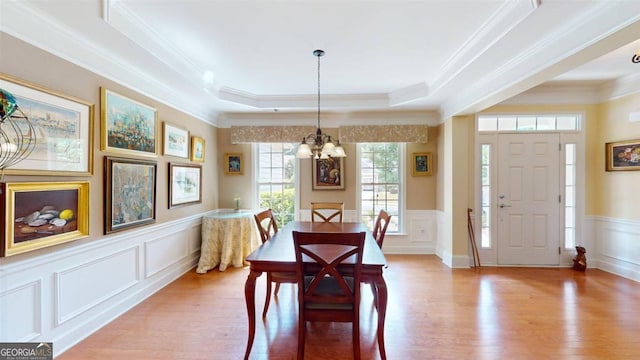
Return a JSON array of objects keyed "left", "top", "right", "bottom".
[{"left": 1, "top": 0, "right": 640, "bottom": 127}]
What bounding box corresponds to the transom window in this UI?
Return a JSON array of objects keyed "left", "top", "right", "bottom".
[{"left": 478, "top": 114, "right": 581, "bottom": 132}]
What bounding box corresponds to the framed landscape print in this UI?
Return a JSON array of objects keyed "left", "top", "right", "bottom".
[
  {"left": 191, "top": 136, "right": 205, "bottom": 162},
  {"left": 163, "top": 122, "right": 189, "bottom": 158},
  {"left": 0, "top": 73, "right": 94, "bottom": 175},
  {"left": 312, "top": 157, "right": 344, "bottom": 190},
  {"left": 606, "top": 139, "right": 640, "bottom": 171},
  {"left": 104, "top": 157, "right": 157, "bottom": 234},
  {"left": 412, "top": 152, "right": 432, "bottom": 176},
  {"left": 224, "top": 153, "right": 243, "bottom": 175},
  {"left": 1, "top": 181, "right": 90, "bottom": 257},
  {"left": 101, "top": 88, "right": 158, "bottom": 157},
  {"left": 169, "top": 163, "right": 202, "bottom": 208}
]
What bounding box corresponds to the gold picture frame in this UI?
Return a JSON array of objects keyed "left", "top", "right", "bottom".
[
  {"left": 606, "top": 139, "right": 640, "bottom": 171},
  {"left": 191, "top": 136, "right": 205, "bottom": 162},
  {"left": 1, "top": 181, "right": 90, "bottom": 257},
  {"left": 0, "top": 73, "right": 94, "bottom": 175},
  {"left": 224, "top": 153, "right": 243, "bottom": 175},
  {"left": 312, "top": 157, "right": 344, "bottom": 190},
  {"left": 101, "top": 88, "right": 158, "bottom": 157},
  {"left": 412, "top": 152, "right": 432, "bottom": 176}
]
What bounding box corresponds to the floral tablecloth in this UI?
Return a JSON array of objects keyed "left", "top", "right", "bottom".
[{"left": 196, "top": 210, "right": 260, "bottom": 273}]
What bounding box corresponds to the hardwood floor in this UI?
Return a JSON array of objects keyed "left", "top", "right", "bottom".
[{"left": 58, "top": 255, "right": 640, "bottom": 359}]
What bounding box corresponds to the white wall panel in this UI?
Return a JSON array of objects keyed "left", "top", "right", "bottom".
[
  {"left": 145, "top": 230, "right": 188, "bottom": 278},
  {"left": 55, "top": 247, "right": 139, "bottom": 325},
  {"left": 0, "top": 280, "right": 41, "bottom": 341},
  {"left": 590, "top": 216, "right": 640, "bottom": 282}
]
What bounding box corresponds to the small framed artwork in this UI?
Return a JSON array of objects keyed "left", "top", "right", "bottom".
[
  {"left": 412, "top": 152, "right": 432, "bottom": 176},
  {"left": 104, "top": 157, "right": 157, "bottom": 234},
  {"left": 169, "top": 163, "right": 202, "bottom": 208},
  {"left": 0, "top": 73, "right": 94, "bottom": 175},
  {"left": 606, "top": 139, "right": 640, "bottom": 171},
  {"left": 1, "top": 181, "right": 90, "bottom": 257},
  {"left": 163, "top": 122, "right": 189, "bottom": 158},
  {"left": 224, "top": 153, "right": 243, "bottom": 175},
  {"left": 312, "top": 157, "right": 345, "bottom": 190},
  {"left": 191, "top": 136, "right": 205, "bottom": 162},
  {"left": 101, "top": 88, "right": 158, "bottom": 157}
]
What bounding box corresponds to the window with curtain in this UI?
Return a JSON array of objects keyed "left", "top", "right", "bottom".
[
  {"left": 256, "top": 143, "right": 297, "bottom": 226},
  {"left": 359, "top": 143, "right": 402, "bottom": 233}
]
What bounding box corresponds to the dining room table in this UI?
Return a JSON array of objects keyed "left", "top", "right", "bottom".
[{"left": 243, "top": 221, "right": 388, "bottom": 360}]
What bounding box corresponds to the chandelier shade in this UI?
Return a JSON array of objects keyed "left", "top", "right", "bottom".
[
  {"left": 295, "top": 49, "right": 346, "bottom": 159},
  {"left": 0, "top": 88, "right": 37, "bottom": 170}
]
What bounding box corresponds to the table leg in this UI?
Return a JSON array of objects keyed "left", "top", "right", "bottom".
[
  {"left": 374, "top": 274, "right": 388, "bottom": 360},
  {"left": 244, "top": 270, "right": 262, "bottom": 360}
]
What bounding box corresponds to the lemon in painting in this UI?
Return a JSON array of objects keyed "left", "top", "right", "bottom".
[{"left": 59, "top": 209, "right": 74, "bottom": 220}]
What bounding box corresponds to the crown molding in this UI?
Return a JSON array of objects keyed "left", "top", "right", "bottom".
[
  {"left": 1, "top": 0, "right": 216, "bottom": 124},
  {"left": 438, "top": 1, "right": 640, "bottom": 119},
  {"left": 217, "top": 110, "right": 439, "bottom": 128}
]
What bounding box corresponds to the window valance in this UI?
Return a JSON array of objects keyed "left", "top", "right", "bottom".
[
  {"left": 338, "top": 125, "right": 428, "bottom": 143},
  {"left": 230, "top": 124, "right": 428, "bottom": 144},
  {"left": 230, "top": 126, "right": 316, "bottom": 143}
]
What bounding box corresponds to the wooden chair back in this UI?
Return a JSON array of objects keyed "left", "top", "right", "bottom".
[
  {"left": 254, "top": 209, "right": 278, "bottom": 243},
  {"left": 292, "top": 230, "right": 365, "bottom": 359},
  {"left": 310, "top": 202, "right": 344, "bottom": 223},
  {"left": 372, "top": 209, "right": 392, "bottom": 248}
]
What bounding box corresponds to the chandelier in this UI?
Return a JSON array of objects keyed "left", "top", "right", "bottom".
[
  {"left": 0, "top": 88, "right": 36, "bottom": 170},
  {"left": 295, "top": 49, "right": 346, "bottom": 159}
]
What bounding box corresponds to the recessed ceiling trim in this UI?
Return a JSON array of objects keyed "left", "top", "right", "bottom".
[
  {"left": 2, "top": 0, "right": 216, "bottom": 124},
  {"left": 103, "top": 0, "right": 213, "bottom": 91},
  {"left": 439, "top": 1, "right": 640, "bottom": 120},
  {"left": 428, "top": 0, "right": 539, "bottom": 97},
  {"left": 218, "top": 88, "right": 391, "bottom": 110}
]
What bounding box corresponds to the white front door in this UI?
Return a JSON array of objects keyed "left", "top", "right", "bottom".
[{"left": 497, "top": 133, "right": 560, "bottom": 265}]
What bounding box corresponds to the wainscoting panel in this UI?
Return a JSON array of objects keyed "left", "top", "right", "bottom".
[
  {"left": 55, "top": 247, "right": 140, "bottom": 325},
  {"left": 0, "top": 279, "right": 42, "bottom": 342},
  {"left": 591, "top": 216, "right": 640, "bottom": 282},
  {"left": 0, "top": 213, "right": 205, "bottom": 356},
  {"left": 383, "top": 210, "right": 439, "bottom": 254}
]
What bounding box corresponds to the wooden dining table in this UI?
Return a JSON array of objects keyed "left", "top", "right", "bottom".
[{"left": 243, "top": 221, "right": 388, "bottom": 360}]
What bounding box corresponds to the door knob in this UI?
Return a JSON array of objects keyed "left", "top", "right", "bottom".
[{"left": 499, "top": 204, "right": 511, "bottom": 208}]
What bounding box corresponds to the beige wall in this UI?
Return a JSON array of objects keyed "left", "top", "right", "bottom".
[
  {"left": 0, "top": 33, "right": 217, "bottom": 258},
  {"left": 595, "top": 93, "right": 640, "bottom": 220},
  {"left": 216, "top": 126, "right": 440, "bottom": 212}
]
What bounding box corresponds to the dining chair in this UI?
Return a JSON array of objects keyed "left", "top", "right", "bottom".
[
  {"left": 253, "top": 209, "right": 297, "bottom": 317},
  {"left": 372, "top": 209, "right": 392, "bottom": 248},
  {"left": 310, "top": 201, "right": 344, "bottom": 223},
  {"left": 368, "top": 209, "right": 391, "bottom": 308},
  {"left": 292, "top": 230, "right": 366, "bottom": 360}
]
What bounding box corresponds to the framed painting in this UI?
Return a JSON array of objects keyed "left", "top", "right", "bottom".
[
  {"left": 0, "top": 73, "right": 94, "bottom": 175},
  {"left": 104, "top": 157, "right": 157, "bottom": 234},
  {"left": 412, "top": 152, "right": 432, "bottom": 176},
  {"left": 606, "top": 139, "right": 640, "bottom": 171},
  {"left": 1, "top": 181, "right": 90, "bottom": 257},
  {"left": 224, "top": 153, "right": 243, "bottom": 175},
  {"left": 191, "top": 136, "right": 205, "bottom": 162},
  {"left": 169, "top": 163, "right": 202, "bottom": 208},
  {"left": 312, "top": 157, "right": 344, "bottom": 190},
  {"left": 163, "top": 122, "right": 189, "bottom": 158},
  {"left": 101, "top": 88, "right": 158, "bottom": 157}
]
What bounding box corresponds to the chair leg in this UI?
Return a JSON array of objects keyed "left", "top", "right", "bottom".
[
  {"left": 297, "top": 320, "right": 306, "bottom": 360},
  {"left": 262, "top": 274, "right": 272, "bottom": 318},
  {"left": 274, "top": 282, "right": 281, "bottom": 296},
  {"left": 353, "top": 320, "right": 361, "bottom": 360}
]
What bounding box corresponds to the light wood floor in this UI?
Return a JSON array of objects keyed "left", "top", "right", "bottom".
[{"left": 58, "top": 255, "right": 640, "bottom": 359}]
